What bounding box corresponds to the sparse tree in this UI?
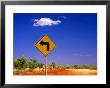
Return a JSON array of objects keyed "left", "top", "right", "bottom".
[
  {"left": 74, "top": 65, "right": 81, "bottom": 69},
  {"left": 38, "top": 63, "right": 44, "bottom": 68},
  {"left": 63, "top": 65, "right": 70, "bottom": 69},
  {"left": 14, "top": 56, "right": 27, "bottom": 68},
  {"left": 50, "top": 62, "right": 56, "bottom": 68},
  {"left": 27, "top": 59, "right": 38, "bottom": 68}
]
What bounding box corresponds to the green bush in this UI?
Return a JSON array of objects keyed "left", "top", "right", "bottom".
[
  {"left": 14, "top": 56, "right": 39, "bottom": 69},
  {"left": 63, "top": 65, "right": 70, "bottom": 69},
  {"left": 13, "top": 56, "right": 97, "bottom": 70},
  {"left": 50, "top": 62, "right": 57, "bottom": 68},
  {"left": 89, "top": 65, "right": 97, "bottom": 69},
  {"left": 73, "top": 65, "right": 97, "bottom": 69},
  {"left": 73, "top": 65, "right": 81, "bottom": 69},
  {"left": 27, "top": 59, "right": 38, "bottom": 68},
  {"left": 14, "top": 56, "right": 27, "bottom": 68},
  {"left": 38, "top": 63, "right": 44, "bottom": 68}
]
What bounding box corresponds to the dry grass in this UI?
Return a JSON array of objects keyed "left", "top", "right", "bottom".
[{"left": 13, "top": 68, "right": 97, "bottom": 76}]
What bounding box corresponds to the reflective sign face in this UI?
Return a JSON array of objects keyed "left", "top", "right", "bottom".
[{"left": 35, "top": 35, "right": 56, "bottom": 56}]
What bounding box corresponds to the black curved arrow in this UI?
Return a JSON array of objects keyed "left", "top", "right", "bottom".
[{"left": 39, "top": 41, "right": 49, "bottom": 51}]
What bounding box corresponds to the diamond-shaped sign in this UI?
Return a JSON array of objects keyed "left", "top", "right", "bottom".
[{"left": 35, "top": 35, "right": 56, "bottom": 56}]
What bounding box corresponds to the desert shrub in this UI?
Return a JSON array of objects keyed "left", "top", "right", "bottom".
[
  {"left": 50, "top": 62, "right": 57, "bottom": 68},
  {"left": 73, "top": 65, "right": 81, "bottom": 69},
  {"left": 14, "top": 56, "right": 27, "bottom": 69},
  {"left": 81, "top": 65, "right": 90, "bottom": 69},
  {"left": 73, "top": 64, "right": 97, "bottom": 69},
  {"left": 14, "top": 56, "right": 39, "bottom": 69},
  {"left": 89, "top": 65, "right": 97, "bottom": 69},
  {"left": 28, "top": 68, "right": 34, "bottom": 72},
  {"left": 38, "top": 63, "right": 44, "bottom": 68},
  {"left": 56, "top": 65, "right": 62, "bottom": 69},
  {"left": 27, "top": 59, "right": 38, "bottom": 68},
  {"left": 63, "top": 65, "right": 70, "bottom": 69}
]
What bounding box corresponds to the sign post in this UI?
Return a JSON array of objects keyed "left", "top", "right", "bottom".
[
  {"left": 35, "top": 35, "right": 56, "bottom": 76},
  {"left": 45, "top": 57, "right": 47, "bottom": 76}
]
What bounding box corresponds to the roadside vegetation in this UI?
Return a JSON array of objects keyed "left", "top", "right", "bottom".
[{"left": 13, "top": 56, "right": 97, "bottom": 75}]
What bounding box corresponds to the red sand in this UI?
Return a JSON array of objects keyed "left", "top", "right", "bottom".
[{"left": 14, "top": 68, "right": 97, "bottom": 76}]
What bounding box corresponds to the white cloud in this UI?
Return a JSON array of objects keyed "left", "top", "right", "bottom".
[{"left": 33, "top": 18, "right": 61, "bottom": 27}]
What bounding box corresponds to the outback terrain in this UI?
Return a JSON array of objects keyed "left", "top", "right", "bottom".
[{"left": 13, "top": 56, "right": 97, "bottom": 76}]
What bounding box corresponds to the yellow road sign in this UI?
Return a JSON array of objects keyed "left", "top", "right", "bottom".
[{"left": 35, "top": 35, "right": 56, "bottom": 56}]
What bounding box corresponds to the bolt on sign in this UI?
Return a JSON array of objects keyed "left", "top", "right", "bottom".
[{"left": 35, "top": 35, "right": 56, "bottom": 56}]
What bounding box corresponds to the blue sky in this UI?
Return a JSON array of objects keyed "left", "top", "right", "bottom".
[{"left": 14, "top": 13, "right": 97, "bottom": 65}]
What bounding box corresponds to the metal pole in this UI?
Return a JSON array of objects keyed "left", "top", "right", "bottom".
[{"left": 45, "top": 57, "right": 47, "bottom": 76}]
